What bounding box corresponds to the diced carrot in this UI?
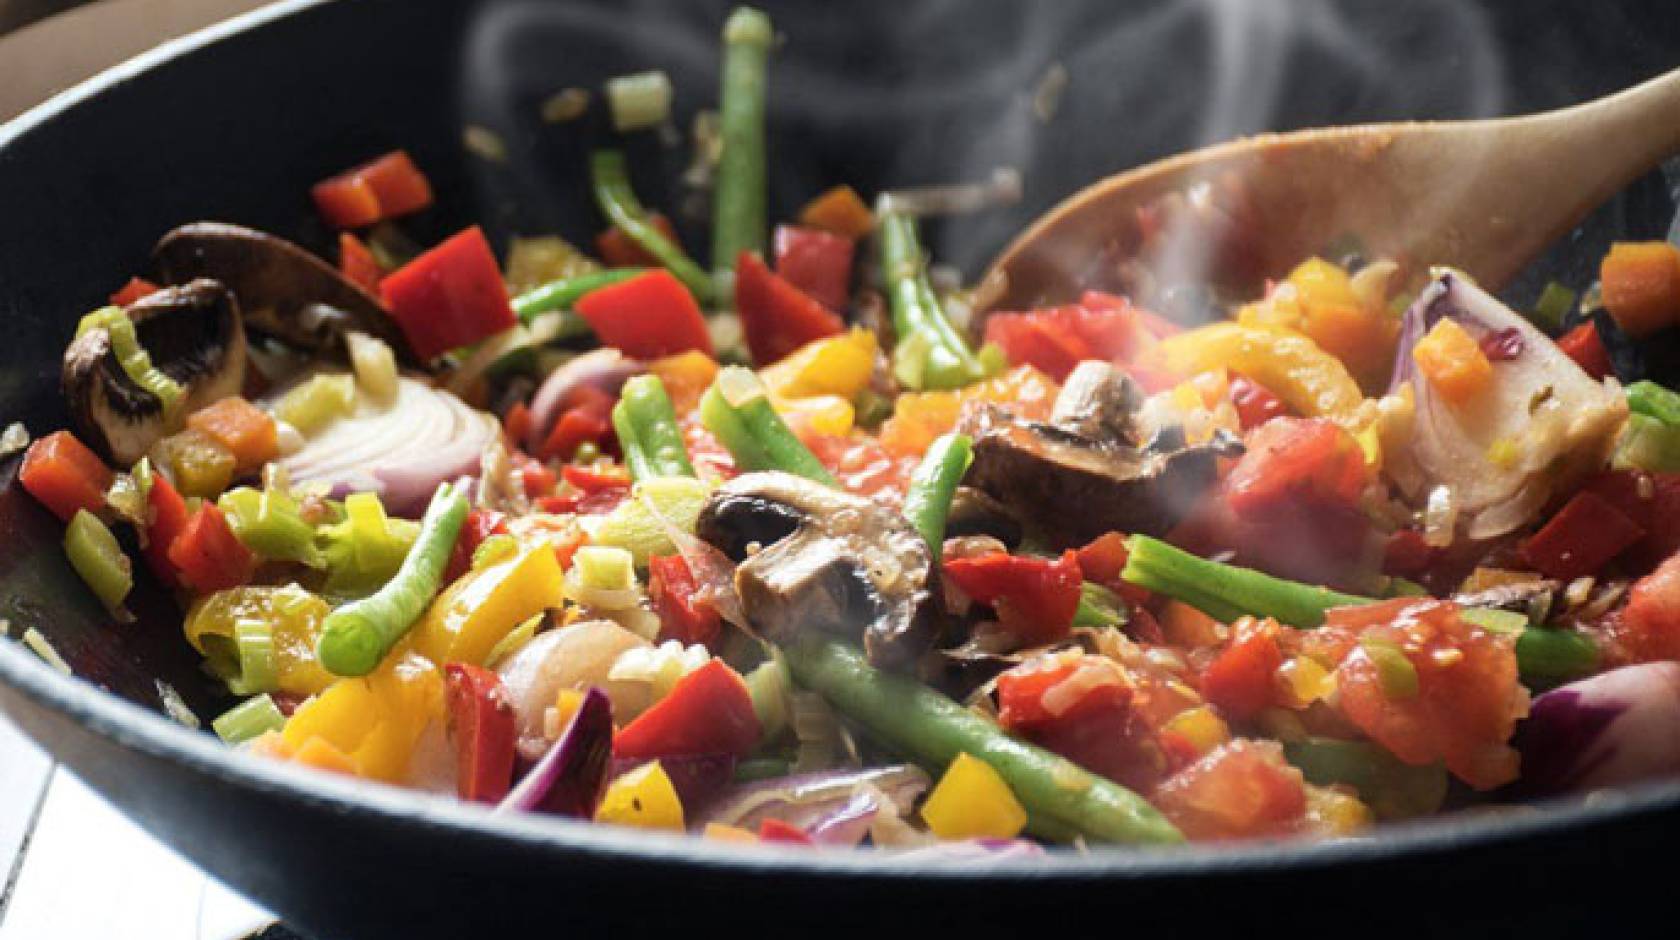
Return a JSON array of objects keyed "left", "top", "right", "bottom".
[
  {"left": 1601, "top": 241, "right": 1680, "bottom": 338},
  {"left": 19, "top": 431, "right": 113, "bottom": 522},
  {"left": 186, "top": 397, "right": 278, "bottom": 474},
  {"left": 797, "top": 185, "right": 874, "bottom": 239},
  {"left": 1412, "top": 318, "right": 1492, "bottom": 403},
  {"left": 596, "top": 213, "right": 681, "bottom": 269},
  {"left": 110, "top": 277, "right": 161, "bottom": 307},
  {"left": 167, "top": 503, "right": 255, "bottom": 593},
  {"left": 338, "top": 232, "right": 384, "bottom": 295},
  {"left": 1557, "top": 321, "right": 1614, "bottom": 380}
]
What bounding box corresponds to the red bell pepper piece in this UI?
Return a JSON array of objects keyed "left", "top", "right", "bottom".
[
  {"left": 1579, "top": 470, "right": 1680, "bottom": 572},
  {"left": 1520, "top": 490, "right": 1644, "bottom": 581},
  {"left": 444, "top": 509, "right": 510, "bottom": 584},
  {"left": 1080, "top": 290, "right": 1181, "bottom": 338},
  {"left": 19, "top": 431, "right": 114, "bottom": 523},
  {"left": 311, "top": 150, "right": 434, "bottom": 229},
  {"left": 1227, "top": 376, "right": 1288, "bottom": 430},
  {"left": 338, "top": 231, "right": 383, "bottom": 295},
  {"left": 502, "top": 402, "right": 534, "bottom": 447},
  {"left": 1557, "top": 321, "right": 1614, "bottom": 380},
  {"left": 1074, "top": 531, "right": 1152, "bottom": 606},
  {"left": 512, "top": 450, "right": 556, "bottom": 497},
  {"left": 110, "top": 277, "right": 161, "bottom": 307},
  {"left": 380, "top": 226, "right": 515, "bottom": 360},
  {"left": 1381, "top": 527, "right": 1438, "bottom": 580},
  {"left": 773, "top": 225, "right": 853, "bottom": 312},
  {"left": 573, "top": 269, "right": 713, "bottom": 360},
  {"left": 167, "top": 503, "right": 255, "bottom": 593},
  {"left": 733, "top": 250, "right": 844, "bottom": 366},
  {"left": 942, "top": 550, "right": 1083, "bottom": 645},
  {"left": 614, "top": 659, "right": 760, "bottom": 760},
  {"left": 596, "top": 213, "right": 681, "bottom": 269},
  {"left": 444, "top": 663, "right": 518, "bottom": 804},
  {"left": 141, "top": 472, "right": 190, "bottom": 589},
  {"left": 1199, "top": 617, "right": 1284, "bottom": 721},
  {"left": 757, "top": 817, "right": 814, "bottom": 845},
  {"left": 648, "top": 554, "right": 722, "bottom": 648},
  {"left": 538, "top": 386, "right": 617, "bottom": 462},
  {"left": 983, "top": 311, "right": 1094, "bottom": 382}
]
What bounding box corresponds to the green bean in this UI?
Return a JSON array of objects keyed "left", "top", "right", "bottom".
[
  {"left": 612, "top": 374, "right": 696, "bottom": 481},
  {"left": 1283, "top": 737, "right": 1447, "bottom": 820},
  {"left": 878, "top": 212, "right": 987, "bottom": 390},
  {"left": 1122, "top": 535, "right": 1370, "bottom": 628},
  {"left": 699, "top": 366, "right": 835, "bottom": 485},
  {"left": 315, "top": 482, "right": 468, "bottom": 677},
  {"left": 711, "top": 6, "right": 773, "bottom": 291},
  {"left": 901, "top": 431, "right": 972, "bottom": 563},
  {"left": 782, "top": 634, "right": 1183, "bottom": 845},
  {"left": 588, "top": 150, "right": 714, "bottom": 305},
  {"left": 1515, "top": 626, "right": 1601, "bottom": 682},
  {"left": 511, "top": 268, "right": 646, "bottom": 325}
]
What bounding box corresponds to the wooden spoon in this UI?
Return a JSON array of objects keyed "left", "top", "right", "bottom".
[{"left": 983, "top": 65, "right": 1680, "bottom": 312}]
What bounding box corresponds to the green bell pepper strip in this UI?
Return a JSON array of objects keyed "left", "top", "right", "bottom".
[
  {"left": 782, "top": 634, "right": 1182, "bottom": 845},
  {"left": 315, "top": 482, "right": 468, "bottom": 677},
  {"left": 589, "top": 150, "right": 714, "bottom": 305}
]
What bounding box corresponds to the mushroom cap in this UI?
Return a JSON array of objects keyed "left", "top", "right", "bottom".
[
  {"left": 695, "top": 472, "right": 935, "bottom": 670},
  {"left": 61, "top": 279, "right": 247, "bottom": 464},
  {"left": 154, "top": 222, "right": 416, "bottom": 363}
]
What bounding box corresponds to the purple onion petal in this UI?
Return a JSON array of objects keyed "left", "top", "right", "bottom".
[{"left": 497, "top": 687, "right": 613, "bottom": 817}]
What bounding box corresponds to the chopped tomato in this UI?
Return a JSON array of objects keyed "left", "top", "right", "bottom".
[
  {"left": 167, "top": 503, "right": 255, "bottom": 593},
  {"left": 734, "top": 250, "right": 844, "bottom": 366},
  {"left": 649, "top": 554, "right": 722, "bottom": 649},
  {"left": 983, "top": 311, "right": 1092, "bottom": 382},
  {"left": 18, "top": 431, "right": 113, "bottom": 523},
  {"left": 311, "top": 150, "right": 434, "bottom": 229},
  {"left": 444, "top": 663, "right": 517, "bottom": 804},
  {"left": 942, "top": 550, "right": 1083, "bottom": 645},
  {"left": 1225, "top": 417, "right": 1367, "bottom": 520},
  {"left": 804, "top": 434, "right": 914, "bottom": 499},
  {"left": 141, "top": 471, "right": 190, "bottom": 589},
  {"left": 984, "top": 295, "right": 1168, "bottom": 383},
  {"left": 110, "top": 277, "right": 160, "bottom": 307},
  {"left": 502, "top": 402, "right": 534, "bottom": 446},
  {"left": 339, "top": 232, "right": 383, "bottom": 295},
  {"left": 512, "top": 451, "right": 556, "bottom": 497},
  {"left": 596, "top": 212, "right": 680, "bottom": 268},
  {"left": 574, "top": 269, "right": 712, "bottom": 360},
  {"left": 1520, "top": 490, "right": 1644, "bottom": 581},
  {"left": 1557, "top": 321, "right": 1614, "bottom": 380},
  {"left": 1614, "top": 552, "right": 1680, "bottom": 663},
  {"left": 995, "top": 652, "right": 1168, "bottom": 792},
  {"left": 1324, "top": 599, "right": 1524, "bottom": 790},
  {"left": 1226, "top": 376, "right": 1288, "bottom": 430},
  {"left": 381, "top": 226, "right": 516, "bottom": 360},
  {"left": 1151, "top": 740, "right": 1307, "bottom": 841},
  {"left": 1199, "top": 617, "right": 1284, "bottom": 722},
  {"left": 773, "top": 225, "right": 853, "bottom": 312},
  {"left": 613, "top": 659, "right": 760, "bottom": 760}
]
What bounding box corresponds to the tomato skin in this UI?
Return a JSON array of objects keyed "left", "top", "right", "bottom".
[
  {"left": 1616, "top": 552, "right": 1680, "bottom": 663},
  {"left": 1152, "top": 739, "right": 1307, "bottom": 841},
  {"left": 613, "top": 659, "right": 760, "bottom": 760},
  {"left": 1199, "top": 617, "right": 1283, "bottom": 722},
  {"left": 1324, "top": 599, "right": 1524, "bottom": 790}
]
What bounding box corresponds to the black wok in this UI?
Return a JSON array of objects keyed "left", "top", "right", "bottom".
[{"left": 3, "top": 1, "right": 1680, "bottom": 936}]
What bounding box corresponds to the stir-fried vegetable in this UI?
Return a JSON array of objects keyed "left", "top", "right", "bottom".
[
  {"left": 612, "top": 375, "right": 697, "bottom": 480},
  {"left": 879, "top": 212, "right": 991, "bottom": 390},
  {"left": 590, "top": 150, "right": 714, "bottom": 305},
  {"left": 711, "top": 6, "right": 773, "bottom": 290},
  {"left": 700, "top": 366, "right": 836, "bottom": 484},
  {"left": 902, "top": 432, "right": 973, "bottom": 563}
]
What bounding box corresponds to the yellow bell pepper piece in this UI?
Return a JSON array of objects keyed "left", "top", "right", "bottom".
[
  {"left": 184, "top": 584, "right": 336, "bottom": 697},
  {"left": 759, "top": 328, "right": 878, "bottom": 401},
  {"left": 1411, "top": 318, "right": 1492, "bottom": 404},
  {"left": 1239, "top": 258, "right": 1399, "bottom": 392},
  {"left": 411, "top": 546, "right": 566, "bottom": 667},
  {"left": 919, "top": 752, "right": 1028, "bottom": 840},
  {"left": 282, "top": 649, "right": 443, "bottom": 782},
  {"left": 702, "top": 822, "right": 759, "bottom": 843},
  {"left": 771, "top": 392, "right": 855, "bottom": 438},
  {"left": 648, "top": 350, "right": 719, "bottom": 415},
  {"left": 1163, "top": 706, "right": 1230, "bottom": 756},
  {"left": 594, "top": 760, "right": 685, "bottom": 830},
  {"left": 1145, "top": 322, "right": 1364, "bottom": 421}
]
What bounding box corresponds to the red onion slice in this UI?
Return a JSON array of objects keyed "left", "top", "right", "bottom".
[{"left": 497, "top": 687, "right": 613, "bottom": 817}]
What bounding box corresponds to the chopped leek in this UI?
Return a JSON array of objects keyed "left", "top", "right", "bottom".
[
  {"left": 275, "top": 373, "right": 356, "bottom": 435},
  {"left": 605, "top": 70, "right": 674, "bottom": 132},
  {"left": 64, "top": 509, "right": 132, "bottom": 616},
  {"left": 77, "top": 306, "right": 185, "bottom": 423},
  {"left": 344, "top": 331, "right": 398, "bottom": 404},
  {"left": 231, "top": 618, "right": 279, "bottom": 694},
  {"left": 573, "top": 545, "right": 635, "bottom": 592},
  {"left": 219, "top": 483, "right": 323, "bottom": 567},
  {"left": 316, "top": 492, "right": 420, "bottom": 598},
  {"left": 213, "top": 693, "right": 287, "bottom": 744}
]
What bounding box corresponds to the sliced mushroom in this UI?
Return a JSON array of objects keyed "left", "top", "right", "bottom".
[
  {"left": 62, "top": 279, "right": 248, "bottom": 464},
  {"left": 153, "top": 222, "right": 415, "bottom": 361},
  {"left": 961, "top": 361, "right": 1239, "bottom": 546},
  {"left": 695, "top": 471, "right": 935, "bottom": 670},
  {"left": 943, "top": 486, "right": 1023, "bottom": 548}
]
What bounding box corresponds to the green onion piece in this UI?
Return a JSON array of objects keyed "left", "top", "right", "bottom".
[
  {"left": 1361, "top": 637, "right": 1419, "bottom": 700},
  {"left": 1627, "top": 380, "right": 1680, "bottom": 426},
  {"left": 64, "top": 509, "right": 132, "bottom": 615},
  {"left": 1515, "top": 626, "right": 1601, "bottom": 682},
  {"left": 605, "top": 70, "right": 674, "bottom": 132},
  {"left": 229, "top": 618, "right": 279, "bottom": 695},
  {"left": 1458, "top": 607, "right": 1528, "bottom": 635},
  {"left": 213, "top": 694, "right": 288, "bottom": 744},
  {"left": 1531, "top": 281, "right": 1577, "bottom": 332},
  {"left": 275, "top": 373, "right": 356, "bottom": 435},
  {"left": 1614, "top": 412, "right": 1680, "bottom": 472},
  {"left": 1072, "top": 582, "right": 1129, "bottom": 629},
  {"left": 745, "top": 653, "right": 794, "bottom": 741},
  {"left": 511, "top": 268, "right": 646, "bottom": 325},
  {"left": 77, "top": 306, "right": 186, "bottom": 423}
]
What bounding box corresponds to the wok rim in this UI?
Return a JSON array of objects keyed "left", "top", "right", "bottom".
[{"left": 2, "top": 0, "right": 1678, "bottom": 884}]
